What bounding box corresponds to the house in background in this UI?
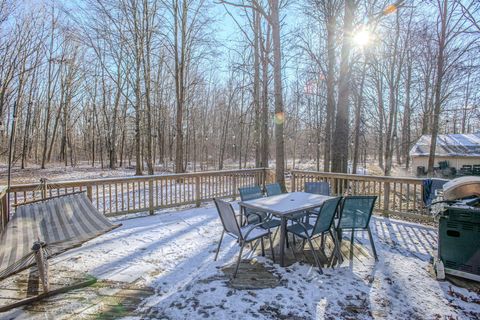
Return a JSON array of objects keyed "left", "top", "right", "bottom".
[{"left": 410, "top": 133, "right": 480, "bottom": 176}]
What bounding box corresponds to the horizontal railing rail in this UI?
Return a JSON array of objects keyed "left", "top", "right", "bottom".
[
  {"left": 3, "top": 168, "right": 431, "bottom": 220},
  {"left": 6, "top": 168, "right": 272, "bottom": 217},
  {"left": 290, "top": 170, "right": 426, "bottom": 217}
]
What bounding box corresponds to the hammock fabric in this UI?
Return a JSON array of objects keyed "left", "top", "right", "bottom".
[{"left": 0, "top": 192, "right": 121, "bottom": 281}]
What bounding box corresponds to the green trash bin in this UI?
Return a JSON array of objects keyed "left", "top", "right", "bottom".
[{"left": 437, "top": 205, "right": 480, "bottom": 282}]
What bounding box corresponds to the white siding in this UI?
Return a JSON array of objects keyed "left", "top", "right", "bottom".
[{"left": 411, "top": 156, "right": 480, "bottom": 173}]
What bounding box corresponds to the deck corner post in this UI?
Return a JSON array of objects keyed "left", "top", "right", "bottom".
[
  {"left": 0, "top": 187, "right": 8, "bottom": 231},
  {"left": 195, "top": 176, "right": 201, "bottom": 207}
]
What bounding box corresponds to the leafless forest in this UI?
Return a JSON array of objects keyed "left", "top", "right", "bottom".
[{"left": 0, "top": 0, "right": 479, "bottom": 181}]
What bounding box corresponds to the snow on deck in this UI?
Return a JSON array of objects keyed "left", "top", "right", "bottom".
[{"left": 2, "top": 205, "right": 479, "bottom": 319}]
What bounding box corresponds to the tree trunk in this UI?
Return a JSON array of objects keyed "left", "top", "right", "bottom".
[
  {"left": 331, "top": 0, "right": 355, "bottom": 173},
  {"left": 324, "top": 14, "right": 336, "bottom": 172},
  {"left": 428, "top": 0, "right": 448, "bottom": 175},
  {"left": 270, "top": 0, "right": 285, "bottom": 189}
]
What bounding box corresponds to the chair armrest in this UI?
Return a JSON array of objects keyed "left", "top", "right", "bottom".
[
  {"left": 247, "top": 211, "right": 264, "bottom": 221},
  {"left": 243, "top": 221, "right": 268, "bottom": 240},
  {"left": 294, "top": 220, "right": 311, "bottom": 237}
]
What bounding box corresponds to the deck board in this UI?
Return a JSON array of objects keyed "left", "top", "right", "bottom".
[{"left": 0, "top": 266, "right": 154, "bottom": 318}]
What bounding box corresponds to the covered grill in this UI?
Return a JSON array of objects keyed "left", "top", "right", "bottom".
[{"left": 434, "top": 176, "right": 480, "bottom": 282}]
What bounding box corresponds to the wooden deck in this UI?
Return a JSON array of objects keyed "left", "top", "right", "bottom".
[
  {"left": 0, "top": 266, "right": 154, "bottom": 319},
  {"left": 0, "top": 229, "right": 373, "bottom": 318},
  {"left": 1, "top": 208, "right": 478, "bottom": 319},
  {"left": 223, "top": 231, "right": 373, "bottom": 290}
]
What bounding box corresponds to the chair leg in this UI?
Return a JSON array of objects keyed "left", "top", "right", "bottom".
[
  {"left": 306, "top": 236, "right": 323, "bottom": 274},
  {"left": 272, "top": 227, "right": 279, "bottom": 243},
  {"left": 261, "top": 237, "right": 265, "bottom": 256},
  {"left": 329, "top": 229, "right": 343, "bottom": 266},
  {"left": 268, "top": 234, "right": 276, "bottom": 263},
  {"left": 349, "top": 230, "right": 355, "bottom": 261},
  {"left": 367, "top": 226, "right": 378, "bottom": 261},
  {"left": 233, "top": 241, "right": 245, "bottom": 278},
  {"left": 214, "top": 230, "right": 224, "bottom": 261}
]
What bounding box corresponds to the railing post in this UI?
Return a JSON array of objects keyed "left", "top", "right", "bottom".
[
  {"left": 40, "top": 178, "right": 48, "bottom": 199},
  {"left": 149, "top": 179, "right": 154, "bottom": 215},
  {"left": 0, "top": 187, "right": 8, "bottom": 232},
  {"left": 291, "top": 172, "right": 296, "bottom": 192},
  {"left": 383, "top": 181, "right": 390, "bottom": 216},
  {"left": 232, "top": 174, "right": 237, "bottom": 200},
  {"left": 195, "top": 176, "right": 201, "bottom": 207},
  {"left": 87, "top": 185, "right": 93, "bottom": 201}
]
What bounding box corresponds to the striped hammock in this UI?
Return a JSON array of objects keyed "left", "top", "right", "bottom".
[{"left": 0, "top": 192, "right": 121, "bottom": 281}]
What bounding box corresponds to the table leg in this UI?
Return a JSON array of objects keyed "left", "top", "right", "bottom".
[
  {"left": 280, "top": 217, "right": 287, "bottom": 267},
  {"left": 240, "top": 205, "right": 244, "bottom": 226}
]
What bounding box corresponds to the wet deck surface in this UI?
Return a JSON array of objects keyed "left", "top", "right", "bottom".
[{"left": 0, "top": 267, "right": 154, "bottom": 319}]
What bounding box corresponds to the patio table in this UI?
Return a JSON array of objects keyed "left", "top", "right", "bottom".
[{"left": 238, "top": 192, "right": 333, "bottom": 267}]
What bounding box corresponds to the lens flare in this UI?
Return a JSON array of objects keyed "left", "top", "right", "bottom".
[
  {"left": 383, "top": 4, "right": 397, "bottom": 15},
  {"left": 274, "top": 112, "right": 285, "bottom": 125}
]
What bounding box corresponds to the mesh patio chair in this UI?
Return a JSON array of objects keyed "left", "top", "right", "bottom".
[
  {"left": 213, "top": 198, "right": 275, "bottom": 278},
  {"left": 287, "top": 197, "right": 343, "bottom": 274},
  {"left": 305, "top": 181, "right": 330, "bottom": 196},
  {"left": 238, "top": 186, "right": 281, "bottom": 230},
  {"left": 336, "top": 196, "right": 378, "bottom": 261},
  {"left": 265, "top": 183, "right": 283, "bottom": 197},
  {"left": 304, "top": 181, "right": 331, "bottom": 220}
]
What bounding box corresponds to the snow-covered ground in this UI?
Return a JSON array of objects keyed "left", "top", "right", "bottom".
[
  {"left": 3, "top": 204, "right": 480, "bottom": 319},
  {"left": 0, "top": 157, "right": 416, "bottom": 186}
]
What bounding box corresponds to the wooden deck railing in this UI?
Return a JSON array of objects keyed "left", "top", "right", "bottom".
[
  {"left": 6, "top": 168, "right": 272, "bottom": 217},
  {"left": 291, "top": 170, "right": 426, "bottom": 217},
  {"left": 3, "top": 168, "right": 430, "bottom": 220}
]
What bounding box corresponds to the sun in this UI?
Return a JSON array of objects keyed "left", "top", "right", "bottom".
[{"left": 353, "top": 28, "right": 371, "bottom": 48}]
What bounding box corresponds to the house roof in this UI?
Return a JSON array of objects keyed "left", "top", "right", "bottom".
[{"left": 409, "top": 133, "right": 480, "bottom": 157}]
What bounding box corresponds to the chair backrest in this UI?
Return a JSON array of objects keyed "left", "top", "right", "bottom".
[
  {"left": 265, "top": 183, "right": 282, "bottom": 197},
  {"left": 238, "top": 185, "right": 263, "bottom": 201},
  {"left": 213, "top": 198, "right": 242, "bottom": 239},
  {"left": 312, "top": 197, "right": 342, "bottom": 235},
  {"left": 338, "top": 196, "right": 377, "bottom": 230},
  {"left": 304, "top": 181, "right": 330, "bottom": 196}
]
